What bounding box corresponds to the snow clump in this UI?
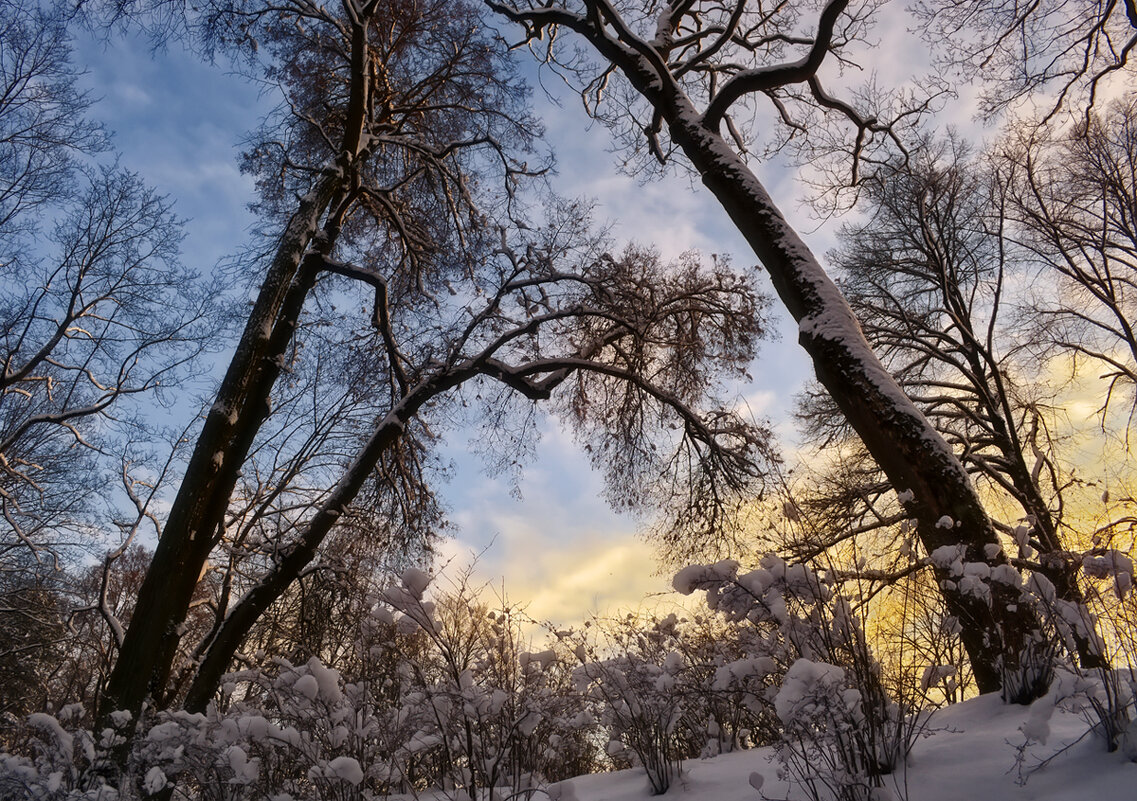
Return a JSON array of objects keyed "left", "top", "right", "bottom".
[
  {"left": 774, "top": 659, "right": 847, "bottom": 725},
  {"left": 326, "top": 755, "right": 364, "bottom": 786}
]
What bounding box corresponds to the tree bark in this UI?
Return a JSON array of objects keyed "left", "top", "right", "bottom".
[
  {"left": 99, "top": 5, "right": 375, "bottom": 724},
  {"left": 666, "top": 115, "right": 1021, "bottom": 692},
  {"left": 98, "top": 174, "right": 341, "bottom": 723}
]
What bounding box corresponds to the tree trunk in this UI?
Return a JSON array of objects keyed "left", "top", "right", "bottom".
[
  {"left": 487, "top": 1, "right": 1046, "bottom": 692},
  {"left": 515, "top": 10, "right": 1044, "bottom": 690},
  {"left": 98, "top": 175, "right": 341, "bottom": 724},
  {"left": 181, "top": 377, "right": 444, "bottom": 711},
  {"left": 100, "top": 5, "right": 374, "bottom": 724},
  {"left": 664, "top": 108, "right": 1036, "bottom": 693}
]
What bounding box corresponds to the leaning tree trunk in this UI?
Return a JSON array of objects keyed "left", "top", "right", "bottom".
[
  {"left": 666, "top": 115, "right": 1029, "bottom": 693},
  {"left": 97, "top": 174, "right": 343, "bottom": 725},
  {"left": 98, "top": 6, "right": 377, "bottom": 725},
  {"left": 486, "top": 0, "right": 1047, "bottom": 695}
]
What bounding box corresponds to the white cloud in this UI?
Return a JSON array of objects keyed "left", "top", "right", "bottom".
[
  {"left": 437, "top": 419, "right": 688, "bottom": 629},
  {"left": 109, "top": 82, "right": 152, "bottom": 106}
]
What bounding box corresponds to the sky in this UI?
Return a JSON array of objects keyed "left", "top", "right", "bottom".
[{"left": 67, "top": 9, "right": 930, "bottom": 632}]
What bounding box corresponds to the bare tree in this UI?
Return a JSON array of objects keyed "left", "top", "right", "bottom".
[
  {"left": 799, "top": 136, "right": 1104, "bottom": 666},
  {"left": 0, "top": 1, "right": 214, "bottom": 710},
  {"left": 1004, "top": 95, "right": 1137, "bottom": 417},
  {"left": 914, "top": 0, "right": 1137, "bottom": 121},
  {"left": 486, "top": 0, "right": 1044, "bottom": 695},
  {"left": 93, "top": 0, "right": 772, "bottom": 728},
  {"left": 0, "top": 563, "right": 68, "bottom": 718},
  {"left": 0, "top": 0, "right": 106, "bottom": 231},
  {"left": 176, "top": 230, "right": 770, "bottom": 713}
]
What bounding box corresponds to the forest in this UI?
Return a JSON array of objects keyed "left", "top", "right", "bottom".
[{"left": 1, "top": 0, "right": 1136, "bottom": 799}]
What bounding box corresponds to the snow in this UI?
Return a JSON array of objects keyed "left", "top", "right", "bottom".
[
  {"left": 991, "top": 564, "right": 1021, "bottom": 587},
  {"left": 1084, "top": 551, "right": 1135, "bottom": 599},
  {"left": 548, "top": 781, "right": 580, "bottom": 801},
  {"left": 142, "top": 766, "right": 168, "bottom": 795},
  {"left": 386, "top": 693, "right": 1133, "bottom": 801},
  {"left": 1027, "top": 573, "right": 1058, "bottom": 604},
  {"left": 401, "top": 567, "right": 432, "bottom": 598},
  {"left": 673, "top": 565, "right": 706, "bottom": 594},
  {"left": 45, "top": 771, "right": 62, "bottom": 792},
  {"left": 773, "top": 659, "right": 847, "bottom": 725},
  {"left": 929, "top": 544, "right": 964, "bottom": 572},
  {"left": 520, "top": 649, "right": 557, "bottom": 671},
  {"left": 225, "top": 745, "right": 258, "bottom": 784},
  {"left": 919, "top": 664, "right": 957, "bottom": 692},
  {"left": 294, "top": 674, "right": 319, "bottom": 700},
  {"left": 27, "top": 714, "right": 73, "bottom": 761},
  {"left": 306, "top": 658, "right": 343, "bottom": 703},
  {"left": 326, "top": 756, "right": 364, "bottom": 786}
]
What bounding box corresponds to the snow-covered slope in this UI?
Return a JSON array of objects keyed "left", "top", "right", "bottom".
[{"left": 518, "top": 695, "right": 1135, "bottom": 801}]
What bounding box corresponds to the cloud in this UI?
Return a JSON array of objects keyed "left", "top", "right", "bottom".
[
  {"left": 75, "top": 31, "right": 266, "bottom": 271},
  {"left": 438, "top": 421, "right": 689, "bottom": 630},
  {"left": 108, "top": 82, "right": 152, "bottom": 107},
  {"left": 501, "top": 535, "right": 664, "bottom": 626},
  {"left": 736, "top": 389, "right": 777, "bottom": 418}
]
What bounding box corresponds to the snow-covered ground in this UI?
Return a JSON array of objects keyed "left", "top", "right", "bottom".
[{"left": 404, "top": 694, "right": 1135, "bottom": 801}]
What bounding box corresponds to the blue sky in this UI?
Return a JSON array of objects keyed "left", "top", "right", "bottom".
[
  {"left": 73, "top": 33, "right": 264, "bottom": 271},
  {"left": 71, "top": 21, "right": 819, "bottom": 628}
]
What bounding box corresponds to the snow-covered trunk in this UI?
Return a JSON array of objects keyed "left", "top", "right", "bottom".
[
  {"left": 658, "top": 103, "right": 1032, "bottom": 694},
  {"left": 98, "top": 174, "right": 342, "bottom": 726},
  {"left": 483, "top": 0, "right": 1048, "bottom": 696}
]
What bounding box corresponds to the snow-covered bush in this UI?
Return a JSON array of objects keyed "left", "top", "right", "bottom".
[
  {"left": 567, "top": 610, "right": 777, "bottom": 795},
  {"left": 0, "top": 564, "right": 607, "bottom": 801},
  {"left": 0, "top": 704, "right": 122, "bottom": 801},
  {"left": 129, "top": 656, "right": 396, "bottom": 801},
  {"left": 136, "top": 567, "right": 600, "bottom": 800},
  {"left": 674, "top": 614, "right": 782, "bottom": 756},
  {"left": 0, "top": 650, "right": 433, "bottom": 800},
  {"left": 377, "top": 569, "right": 600, "bottom": 799},
  {"left": 571, "top": 643, "right": 684, "bottom": 795},
  {"left": 1078, "top": 552, "right": 1137, "bottom": 757},
  {"left": 675, "top": 556, "right": 931, "bottom": 801},
  {"left": 773, "top": 658, "right": 882, "bottom": 801},
  {"left": 1007, "top": 549, "right": 1137, "bottom": 760}
]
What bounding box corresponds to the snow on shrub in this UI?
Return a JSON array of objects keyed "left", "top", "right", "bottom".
[
  {"left": 0, "top": 705, "right": 112, "bottom": 801},
  {"left": 566, "top": 610, "right": 777, "bottom": 795},
  {"left": 374, "top": 570, "right": 602, "bottom": 796},
  {"left": 674, "top": 555, "right": 929, "bottom": 801}
]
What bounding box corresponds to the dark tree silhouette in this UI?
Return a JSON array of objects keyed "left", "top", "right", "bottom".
[{"left": 92, "top": 0, "right": 773, "bottom": 728}]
